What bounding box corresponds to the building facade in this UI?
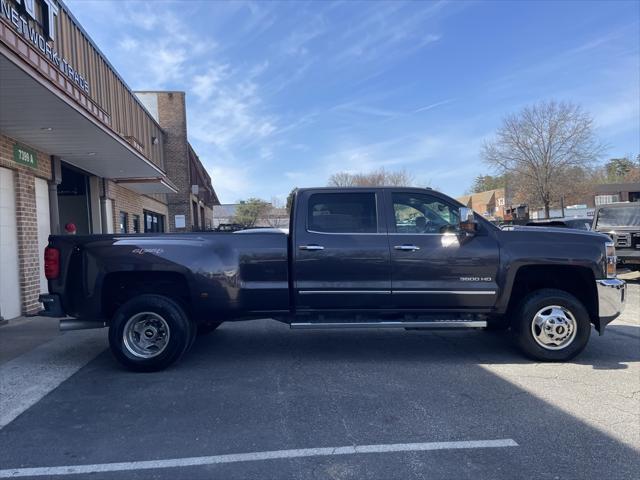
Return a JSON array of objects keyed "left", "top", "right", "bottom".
[
  {"left": 457, "top": 188, "right": 506, "bottom": 221},
  {"left": 593, "top": 183, "right": 640, "bottom": 206},
  {"left": 0, "top": 0, "right": 216, "bottom": 321},
  {"left": 135, "top": 91, "right": 219, "bottom": 231}
]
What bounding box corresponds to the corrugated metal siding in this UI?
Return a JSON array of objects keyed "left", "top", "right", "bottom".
[{"left": 1, "top": 1, "right": 165, "bottom": 171}]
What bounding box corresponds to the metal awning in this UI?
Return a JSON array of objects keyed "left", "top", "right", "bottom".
[
  {"left": 115, "top": 177, "right": 178, "bottom": 194},
  {"left": 0, "top": 49, "right": 175, "bottom": 193}
]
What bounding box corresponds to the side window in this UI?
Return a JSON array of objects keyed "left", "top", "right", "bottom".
[
  {"left": 392, "top": 193, "right": 459, "bottom": 234},
  {"left": 308, "top": 193, "right": 377, "bottom": 233}
]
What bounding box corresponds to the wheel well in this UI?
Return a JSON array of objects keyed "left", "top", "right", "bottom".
[
  {"left": 101, "top": 272, "right": 191, "bottom": 320},
  {"left": 507, "top": 265, "right": 597, "bottom": 323}
]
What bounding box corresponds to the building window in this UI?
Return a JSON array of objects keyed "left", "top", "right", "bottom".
[
  {"left": 132, "top": 214, "right": 140, "bottom": 233},
  {"left": 595, "top": 194, "right": 620, "bottom": 206},
  {"left": 119, "top": 212, "right": 128, "bottom": 234},
  {"left": 144, "top": 210, "right": 165, "bottom": 233}
]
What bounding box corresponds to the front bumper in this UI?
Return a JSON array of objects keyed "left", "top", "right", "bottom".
[
  {"left": 617, "top": 249, "right": 640, "bottom": 265},
  {"left": 595, "top": 279, "right": 626, "bottom": 333}
]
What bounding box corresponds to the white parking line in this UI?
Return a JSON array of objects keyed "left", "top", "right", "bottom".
[
  {"left": 0, "top": 329, "right": 106, "bottom": 429},
  {"left": 0, "top": 439, "right": 518, "bottom": 478}
]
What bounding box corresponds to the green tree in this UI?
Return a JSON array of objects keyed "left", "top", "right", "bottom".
[
  {"left": 605, "top": 157, "right": 640, "bottom": 182},
  {"left": 286, "top": 188, "right": 296, "bottom": 214},
  {"left": 467, "top": 174, "right": 506, "bottom": 194},
  {"left": 233, "top": 198, "right": 271, "bottom": 228}
]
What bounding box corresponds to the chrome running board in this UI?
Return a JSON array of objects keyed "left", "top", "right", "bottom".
[{"left": 290, "top": 320, "right": 486, "bottom": 330}]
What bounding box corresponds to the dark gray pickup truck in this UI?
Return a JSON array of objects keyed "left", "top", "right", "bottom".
[{"left": 40, "top": 187, "right": 626, "bottom": 371}]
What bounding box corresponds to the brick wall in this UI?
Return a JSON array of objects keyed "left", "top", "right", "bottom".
[
  {"left": 14, "top": 170, "right": 41, "bottom": 313},
  {"left": 0, "top": 133, "right": 52, "bottom": 181},
  {"left": 107, "top": 180, "right": 169, "bottom": 233},
  {"left": 156, "top": 92, "right": 192, "bottom": 231},
  {"left": 0, "top": 133, "right": 52, "bottom": 315}
]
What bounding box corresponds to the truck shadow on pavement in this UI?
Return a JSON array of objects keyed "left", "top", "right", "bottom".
[
  {"left": 0, "top": 318, "right": 639, "bottom": 480},
  {"left": 186, "top": 320, "right": 639, "bottom": 371}
]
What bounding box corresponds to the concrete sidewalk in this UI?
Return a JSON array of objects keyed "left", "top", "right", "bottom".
[{"left": 0, "top": 316, "right": 61, "bottom": 366}]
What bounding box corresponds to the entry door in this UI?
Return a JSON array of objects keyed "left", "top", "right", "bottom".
[
  {"left": 387, "top": 190, "right": 499, "bottom": 309},
  {"left": 0, "top": 167, "right": 21, "bottom": 319},
  {"left": 293, "top": 190, "right": 391, "bottom": 310}
]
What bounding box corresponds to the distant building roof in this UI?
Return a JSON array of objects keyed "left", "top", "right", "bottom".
[
  {"left": 456, "top": 188, "right": 504, "bottom": 206},
  {"left": 595, "top": 183, "right": 640, "bottom": 194},
  {"left": 457, "top": 195, "right": 472, "bottom": 206}
]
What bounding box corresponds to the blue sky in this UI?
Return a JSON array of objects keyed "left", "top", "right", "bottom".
[{"left": 67, "top": 0, "right": 640, "bottom": 203}]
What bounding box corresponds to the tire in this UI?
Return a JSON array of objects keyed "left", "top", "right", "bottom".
[
  {"left": 512, "top": 288, "right": 591, "bottom": 362},
  {"left": 197, "top": 321, "right": 222, "bottom": 336},
  {"left": 108, "top": 294, "right": 193, "bottom": 372}
]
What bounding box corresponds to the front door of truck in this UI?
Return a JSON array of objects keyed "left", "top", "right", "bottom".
[
  {"left": 386, "top": 190, "right": 500, "bottom": 310},
  {"left": 293, "top": 189, "right": 391, "bottom": 310}
]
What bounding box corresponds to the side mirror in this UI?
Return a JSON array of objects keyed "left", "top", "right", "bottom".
[{"left": 459, "top": 207, "right": 477, "bottom": 233}]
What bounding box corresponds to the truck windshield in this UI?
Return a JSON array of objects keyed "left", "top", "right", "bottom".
[{"left": 595, "top": 205, "right": 640, "bottom": 228}]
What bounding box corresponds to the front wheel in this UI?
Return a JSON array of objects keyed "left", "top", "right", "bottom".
[
  {"left": 513, "top": 289, "right": 591, "bottom": 361},
  {"left": 109, "top": 294, "right": 193, "bottom": 372}
]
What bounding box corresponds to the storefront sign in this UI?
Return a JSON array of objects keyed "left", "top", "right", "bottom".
[
  {"left": 174, "top": 215, "right": 186, "bottom": 229},
  {"left": 1, "top": 0, "right": 90, "bottom": 93},
  {"left": 13, "top": 143, "right": 37, "bottom": 168}
]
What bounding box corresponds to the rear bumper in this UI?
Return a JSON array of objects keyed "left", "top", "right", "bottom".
[
  {"left": 595, "top": 279, "right": 626, "bottom": 333},
  {"left": 38, "top": 294, "right": 65, "bottom": 317}
]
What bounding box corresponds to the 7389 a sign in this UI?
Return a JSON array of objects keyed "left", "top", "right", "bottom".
[{"left": 13, "top": 143, "right": 37, "bottom": 168}]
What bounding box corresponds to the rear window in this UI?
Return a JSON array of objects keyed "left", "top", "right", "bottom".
[{"left": 307, "top": 193, "right": 377, "bottom": 233}]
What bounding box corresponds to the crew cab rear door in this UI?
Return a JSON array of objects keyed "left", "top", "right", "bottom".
[
  {"left": 385, "top": 189, "right": 500, "bottom": 310},
  {"left": 292, "top": 189, "right": 391, "bottom": 310}
]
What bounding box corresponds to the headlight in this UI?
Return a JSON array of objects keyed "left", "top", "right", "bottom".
[{"left": 605, "top": 241, "right": 617, "bottom": 278}]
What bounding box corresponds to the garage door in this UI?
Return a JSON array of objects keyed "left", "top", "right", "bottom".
[
  {"left": 0, "top": 167, "right": 21, "bottom": 320},
  {"left": 35, "top": 177, "right": 50, "bottom": 295}
]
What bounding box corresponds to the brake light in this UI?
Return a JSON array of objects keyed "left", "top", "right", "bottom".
[{"left": 44, "top": 247, "right": 60, "bottom": 279}]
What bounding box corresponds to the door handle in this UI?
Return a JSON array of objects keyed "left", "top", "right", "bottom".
[
  {"left": 299, "top": 244, "right": 325, "bottom": 251},
  {"left": 394, "top": 244, "right": 420, "bottom": 251}
]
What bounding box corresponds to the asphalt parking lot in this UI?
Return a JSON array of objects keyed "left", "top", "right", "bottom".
[{"left": 0, "top": 284, "right": 638, "bottom": 480}]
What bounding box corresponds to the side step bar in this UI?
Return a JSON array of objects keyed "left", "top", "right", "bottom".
[
  {"left": 60, "top": 320, "right": 106, "bottom": 331},
  {"left": 290, "top": 320, "right": 486, "bottom": 330}
]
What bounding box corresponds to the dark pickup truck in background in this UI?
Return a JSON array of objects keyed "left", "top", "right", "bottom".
[
  {"left": 592, "top": 202, "right": 640, "bottom": 268},
  {"left": 40, "top": 187, "right": 626, "bottom": 371}
]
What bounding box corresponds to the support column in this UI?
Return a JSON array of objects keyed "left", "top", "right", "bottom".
[
  {"left": 48, "top": 156, "right": 61, "bottom": 235},
  {"left": 14, "top": 169, "right": 41, "bottom": 315}
]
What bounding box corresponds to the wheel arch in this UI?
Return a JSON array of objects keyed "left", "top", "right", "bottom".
[
  {"left": 504, "top": 265, "right": 598, "bottom": 328},
  {"left": 101, "top": 271, "right": 192, "bottom": 321}
]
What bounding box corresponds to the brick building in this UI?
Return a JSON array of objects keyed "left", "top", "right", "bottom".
[
  {"left": 457, "top": 188, "right": 506, "bottom": 221},
  {"left": 135, "top": 91, "right": 219, "bottom": 231},
  {"left": 0, "top": 0, "right": 217, "bottom": 321}
]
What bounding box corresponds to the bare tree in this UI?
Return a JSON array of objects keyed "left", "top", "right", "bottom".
[
  {"left": 483, "top": 100, "right": 605, "bottom": 218},
  {"left": 328, "top": 168, "right": 414, "bottom": 187}
]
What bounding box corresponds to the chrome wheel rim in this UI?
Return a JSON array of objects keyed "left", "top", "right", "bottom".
[
  {"left": 123, "top": 312, "right": 170, "bottom": 358},
  {"left": 531, "top": 305, "right": 577, "bottom": 350}
]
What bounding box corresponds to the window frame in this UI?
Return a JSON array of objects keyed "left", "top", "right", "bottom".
[
  {"left": 305, "top": 191, "right": 384, "bottom": 235},
  {"left": 119, "top": 211, "right": 128, "bottom": 234},
  {"left": 387, "top": 191, "right": 462, "bottom": 236}
]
